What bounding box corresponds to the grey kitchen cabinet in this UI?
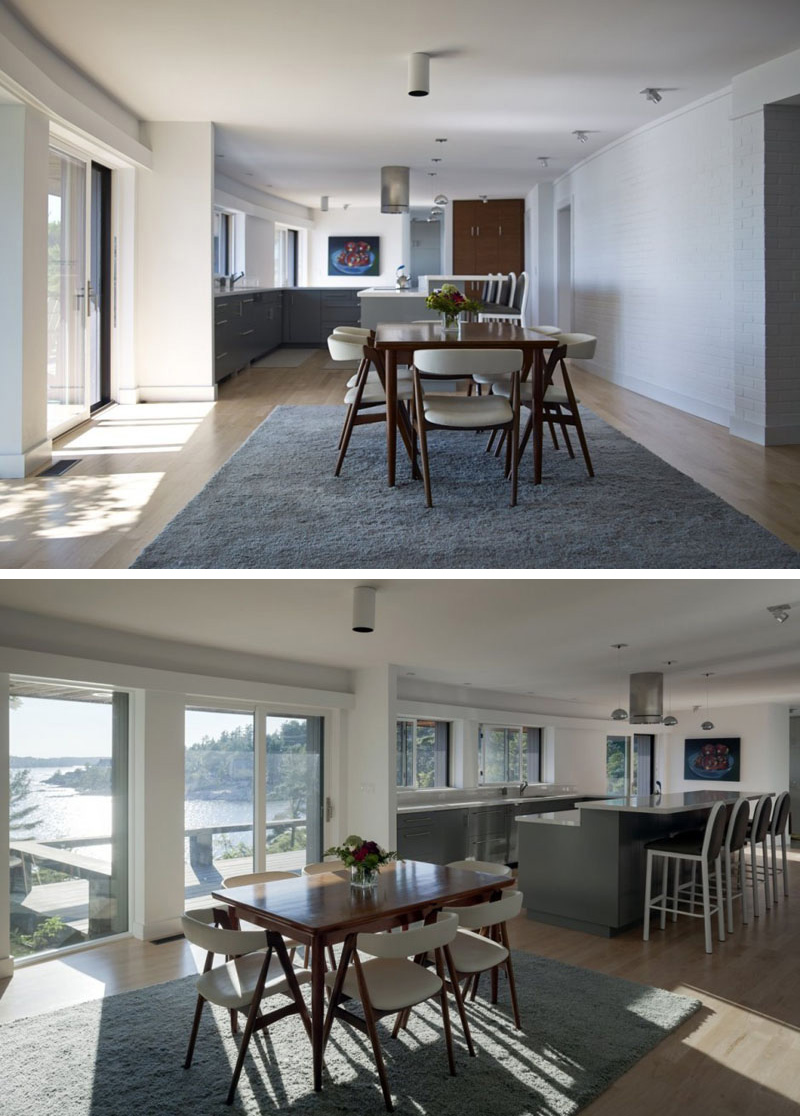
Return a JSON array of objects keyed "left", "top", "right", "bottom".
[
  {"left": 214, "top": 291, "right": 283, "bottom": 383},
  {"left": 321, "top": 289, "right": 361, "bottom": 335},
  {"left": 396, "top": 808, "right": 468, "bottom": 865},
  {"left": 283, "top": 290, "right": 321, "bottom": 343},
  {"left": 468, "top": 805, "right": 512, "bottom": 863}
]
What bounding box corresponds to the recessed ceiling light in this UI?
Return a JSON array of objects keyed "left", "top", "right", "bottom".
[
  {"left": 573, "top": 130, "right": 589, "bottom": 143},
  {"left": 431, "top": 158, "right": 442, "bottom": 163},
  {"left": 435, "top": 137, "right": 448, "bottom": 143},
  {"left": 537, "top": 156, "right": 549, "bottom": 168},
  {"left": 427, "top": 172, "right": 437, "bottom": 176}
]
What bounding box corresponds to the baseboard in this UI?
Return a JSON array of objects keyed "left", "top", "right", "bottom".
[
  {"left": 0, "top": 955, "right": 14, "bottom": 978},
  {"left": 0, "top": 435, "right": 53, "bottom": 478},
  {"left": 132, "top": 916, "right": 183, "bottom": 941},
  {"left": 728, "top": 415, "right": 767, "bottom": 445},
  {"left": 117, "top": 387, "right": 141, "bottom": 405},
  {"left": 134, "top": 385, "right": 218, "bottom": 403},
  {"left": 575, "top": 362, "right": 730, "bottom": 428}
]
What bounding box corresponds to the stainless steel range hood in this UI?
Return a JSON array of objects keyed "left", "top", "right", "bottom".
[{"left": 629, "top": 672, "right": 663, "bottom": 724}]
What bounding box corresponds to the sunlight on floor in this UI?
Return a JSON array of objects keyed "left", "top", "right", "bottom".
[
  {"left": 59, "top": 403, "right": 214, "bottom": 457},
  {"left": 0, "top": 473, "right": 164, "bottom": 541},
  {"left": 674, "top": 983, "right": 800, "bottom": 1101}
]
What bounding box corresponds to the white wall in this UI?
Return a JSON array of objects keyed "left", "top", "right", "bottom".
[
  {"left": 524, "top": 182, "right": 554, "bottom": 328},
  {"left": 308, "top": 207, "right": 404, "bottom": 287},
  {"left": 549, "top": 91, "right": 735, "bottom": 429},
  {"left": 0, "top": 103, "right": 50, "bottom": 476},
  {"left": 341, "top": 666, "right": 398, "bottom": 848},
  {"left": 244, "top": 214, "right": 274, "bottom": 288},
  {"left": 664, "top": 703, "right": 790, "bottom": 794},
  {"left": 135, "top": 122, "right": 215, "bottom": 401}
]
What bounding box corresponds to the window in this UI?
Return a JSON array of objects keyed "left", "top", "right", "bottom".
[
  {"left": 606, "top": 734, "right": 655, "bottom": 795},
  {"left": 396, "top": 718, "right": 450, "bottom": 788},
  {"left": 274, "top": 225, "right": 299, "bottom": 286},
  {"left": 9, "top": 678, "right": 129, "bottom": 960},
  {"left": 213, "top": 209, "right": 233, "bottom": 275},
  {"left": 479, "top": 725, "right": 542, "bottom": 784}
]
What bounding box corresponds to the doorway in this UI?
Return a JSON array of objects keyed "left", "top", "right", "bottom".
[
  {"left": 47, "top": 146, "right": 112, "bottom": 436},
  {"left": 556, "top": 203, "right": 572, "bottom": 332},
  {"left": 410, "top": 219, "right": 442, "bottom": 283}
]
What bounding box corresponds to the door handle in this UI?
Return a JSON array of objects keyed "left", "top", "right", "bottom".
[{"left": 325, "top": 796, "right": 334, "bottom": 822}]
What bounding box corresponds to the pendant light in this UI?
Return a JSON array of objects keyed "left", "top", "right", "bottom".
[
  {"left": 701, "top": 672, "right": 714, "bottom": 731},
  {"left": 662, "top": 661, "right": 678, "bottom": 727},
  {"left": 380, "top": 166, "right": 409, "bottom": 213},
  {"left": 610, "top": 644, "right": 629, "bottom": 721}
]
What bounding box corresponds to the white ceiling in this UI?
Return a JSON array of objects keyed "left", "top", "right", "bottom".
[
  {"left": 0, "top": 578, "right": 798, "bottom": 711},
  {"left": 9, "top": 0, "right": 800, "bottom": 207}
]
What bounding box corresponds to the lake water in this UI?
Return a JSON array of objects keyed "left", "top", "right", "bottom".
[{"left": 12, "top": 767, "right": 291, "bottom": 864}]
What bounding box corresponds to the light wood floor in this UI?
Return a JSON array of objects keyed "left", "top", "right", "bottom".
[
  {"left": 1, "top": 349, "right": 799, "bottom": 569},
  {"left": 1, "top": 852, "right": 799, "bottom": 1113}
]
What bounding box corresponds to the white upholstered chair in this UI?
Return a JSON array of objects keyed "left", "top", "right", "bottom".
[
  {"left": 446, "top": 859, "right": 513, "bottom": 877},
  {"left": 302, "top": 857, "right": 347, "bottom": 875},
  {"left": 181, "top": 906, "right": 312, "bottom": 1106},
  {"left": 478, "top": 271, "right": 528, "bottom": 325},
  {"left": 411, "top": 347, "right": 523, "bottom": 507},
  {"left": 322, "top": 912, "right": 471, "bottom": 1112}
]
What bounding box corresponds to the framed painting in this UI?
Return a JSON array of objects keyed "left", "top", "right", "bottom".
[
  {"left": 328, "top": 236, "right": 380, "bottom": 277},
  {"left": 684, "top": 737, "right": 741, "bottom": 781}
]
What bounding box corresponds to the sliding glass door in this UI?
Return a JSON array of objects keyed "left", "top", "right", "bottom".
[
  {"left": 184, "top": 707, "right": 323, "bottom": 905},
  {"left": 8, "top": 679, "right": 129, "bottom": 960},
  {"left": 47, "top": 146, "right": 112, "bottom": 435}
]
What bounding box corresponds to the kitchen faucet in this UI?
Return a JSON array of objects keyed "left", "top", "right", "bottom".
[
  {"left": 519, "top": 780, "right": 528, "bottom": 796},
  {"left": 230, "top": 271, "right": 245, "bottom": 288}
]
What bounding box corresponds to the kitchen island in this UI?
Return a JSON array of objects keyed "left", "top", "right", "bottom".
[
  {"left": 517, "top": 790, "right": 766, "bottom": 936},
  {"left": 357, "top": 287, "right": 430, "bottom": 329}
]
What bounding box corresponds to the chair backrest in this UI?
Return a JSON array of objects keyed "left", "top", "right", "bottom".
[
  {"left": 333, "top": 326, "right": 372, "bottom": 339},
  {"left": 414, "top": 348, "right": 523, "bottom": 379},
  {"left": 357, "top": 911, "right": 459, "bottom": 958},
  {"left": 446, "top": 859, "right": 513, "bottom": 877},
  {"left": 751, "top": 794, "right": 773, "bottom": 843},
  {"left": 302, "top": 858, "right": 347, "bottom": 875},
  {"left": 531, "top": 324, "right": 561, "bottom": 335},
  {"left": 541, "top": 343, "right": 569, "bottom": 389},
  {"left": 480, "top": 277, "right": 491, "bottom": 301},
  {"left": 221, "top": 870, "right": 298, "bottom": 888},
  {"left": 770, "top": 791, "right": 791, "bottom": 836},
  {"left": 504, "top": 272, "right": 517, "bottom": 308},
  {"left": 484, "top": 274, "right": 498, "bottom": 304},
  {"left": 702, "top": 801, "right": 728, "bottom": 863},
  {"left": 182, "top": 907, "right": 266, "bottom": 957},
  {"left": 556, "top": 332, "right": 597, "bottom": 360},
  {"left": 511, "top": 271, "right": 528, "bottom": 314},
  {"left": 495, "top": 274, "right": 511, "bottom": 306},
  {"left": 442, "top": 889, "right": 523, "bottom": 930},
  {"left": 327, "top": 334, "right": 365, "bottom": 361},
  {"left": 725, "top": 798, "right": 750, "bottom": 854}
]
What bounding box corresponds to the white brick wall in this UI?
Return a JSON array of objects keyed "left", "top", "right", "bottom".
[
  {"left": 763, "top": 104, "right": 800, "bottom": 443},
  {"left": 551, "top": 93, "right": 735, "bottom": 427}
]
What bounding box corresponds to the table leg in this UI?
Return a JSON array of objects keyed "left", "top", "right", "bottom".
[
  {"left": 533, "top": 348, "right": 544, "bottom": 485},
  {"left": 311, "top": 935, "right": 325, "bottom": 1091},
  {"left": 385, "top": 350, "right": 397, "bottom": 487}
]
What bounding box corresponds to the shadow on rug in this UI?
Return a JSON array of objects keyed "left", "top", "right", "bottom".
[
  {"left": 1, "top": 950, "right": 701, "bottom": 1116},
  {"left": 131, "top": 405, "right": 800, "bottom": 569}
]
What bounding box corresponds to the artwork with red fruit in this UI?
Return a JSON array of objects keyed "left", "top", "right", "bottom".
[
  {"left": 328, "top": 236, "right": 380, "bottom": 276},
  {"left": 684, "top": 737, "right": 740, "bottom": 781}
]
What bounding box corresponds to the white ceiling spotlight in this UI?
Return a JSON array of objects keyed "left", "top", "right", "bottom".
[
  {"left": 352, "top": 585, "right": 376, "bottom": 633},
  {"left": 573, "top": 130, "right": 590, "bottom": 143},
  {"left": 320, "top": 196, "right": 329, "bottom": 212},
  {"left": 767, "top": 603, "right": 791, "bottom": 623},
  {"left": 408, "top": 52, "right": 430, "bottom": 97},
  {"left": 478, "top": 194, "right": 488, "bottom": 203},
  {"left": 538, "top": 156, "right": 550, "bottom": 168},
  {"left": 380, "top": 166, "right": 409, "bottom": 213},
  {"left": 640, "top": 87, "right": 676, "bottom": 103}
]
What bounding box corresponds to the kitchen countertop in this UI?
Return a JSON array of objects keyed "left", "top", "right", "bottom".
[
  {"left": 577, "top": 790, "right": 767, "bottom": 815},
  {"left": 357, "top": 288, "right": 427, "bottom": 298},
  {"left": 397, "top": 793, "right": 590, "bottom": 815},
  {"left": 519, "top": 810, "right": 582, "bottom": 827}
]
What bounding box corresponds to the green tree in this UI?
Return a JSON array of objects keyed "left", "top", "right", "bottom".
[{"left": 10, "top": 769, "right": 39, "bottom": 839}]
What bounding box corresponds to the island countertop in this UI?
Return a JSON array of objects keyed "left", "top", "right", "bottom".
[{"left": 577, "top": 790, "right": 766, "bottom": 815}]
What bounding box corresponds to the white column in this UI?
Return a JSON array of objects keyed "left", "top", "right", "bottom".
[
  {"left": 0, "top": 104, "right": 51, "bottom": 477},
  {"left": 135, "top": 122, "right": 216, "bottom": 401},
  {"left": 131, "top": 689, "right": 186, "bottom": 940},
  {"left": 342, "top": 666, "right": 398, "bottom": 849},
  {"left": 0, "top": 673, "right": 11, "bottom": 977}
]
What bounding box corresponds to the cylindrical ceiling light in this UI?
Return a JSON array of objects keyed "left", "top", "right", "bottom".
[
  {"left": 352, "top": 586, "right": 376, "bottom": 633},
  {"left": 320, "top": 196, "right": 329, "bottom": 212},
  {"left": 380, "top": 166, "right": 409, "bottom": 213},
  {"left": 408, "top": 53, "right": 430, "bottom": 97}
]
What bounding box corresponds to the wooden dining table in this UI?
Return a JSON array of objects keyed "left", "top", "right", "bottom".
[
  {"left": 212, "top": 859, "right": 514, "bottom": 1093},
  {"left": 374, "top": 321, "right": 558, "bottom": 487}
]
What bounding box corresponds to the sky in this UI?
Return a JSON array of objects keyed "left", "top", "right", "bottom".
[{"left": 10, "top": 698, "right": 294, "bottom": 759}]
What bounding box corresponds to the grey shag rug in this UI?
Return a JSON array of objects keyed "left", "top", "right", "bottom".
[
  {"left": 131, "top": 405, "right": 800, "bottom": 569},
  {"left": 1, "top": 950, "right": 700, "bottom": 1116}
]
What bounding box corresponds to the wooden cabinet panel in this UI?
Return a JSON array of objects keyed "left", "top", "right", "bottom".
[{"left": 452, "top": 198, "right": 524, "bottom": 289}]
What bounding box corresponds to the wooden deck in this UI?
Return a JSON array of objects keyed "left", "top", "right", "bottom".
[{"left": 14, "top": 848, "right": 307, "bottom": 934}]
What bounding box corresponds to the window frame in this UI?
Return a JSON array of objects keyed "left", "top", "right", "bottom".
[
  {"left": 605, "top": 733, "right": 655, "bottom": 796},
  {"left": 396, "top": 717, "right": 451, "bottom": 789},
  {"left": 478, "top": 724, "right": 543, "bottom": 785}
]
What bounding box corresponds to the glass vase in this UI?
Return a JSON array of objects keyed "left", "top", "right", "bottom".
[
  {"left": 441, "top": 312, "right": 459, "bottom": 333},
  {"left": 350, "top": 864, "right": 379, "bottom": 890}
]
